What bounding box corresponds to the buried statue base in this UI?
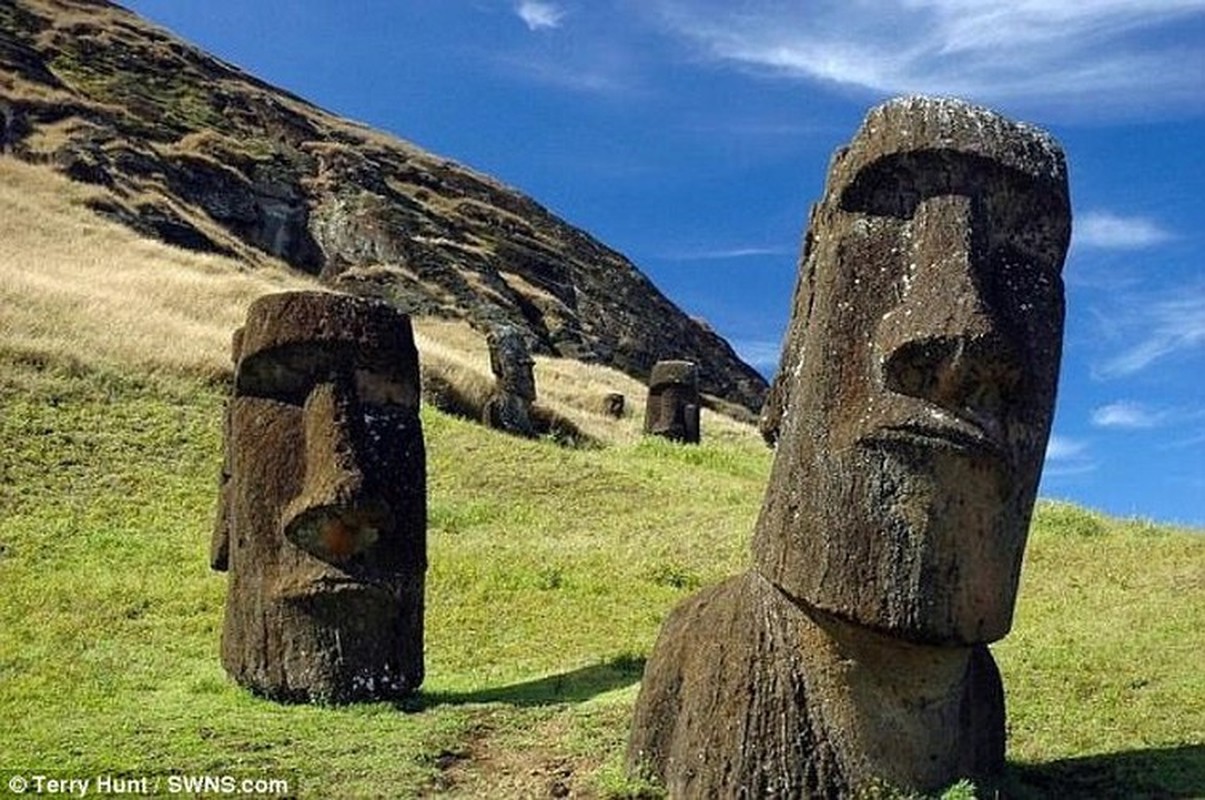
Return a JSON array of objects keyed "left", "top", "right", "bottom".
[
  {"left": 627, "top": 572, "right": 1005, "bottom": 797},
  {"left": 628, "top": 96, "right": 1071, "bottom": 796}
]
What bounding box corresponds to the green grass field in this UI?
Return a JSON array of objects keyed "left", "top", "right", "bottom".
[{"left": 1, "top": 353, "right": 1202, "bottom": 799}]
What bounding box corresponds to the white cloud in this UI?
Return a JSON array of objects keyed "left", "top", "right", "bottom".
[
  {"left": 646, "top": 0, "right": 1205, "bottom": 115},
  {"left": 494, "top": 52, "right": 629, "bottom": 94},
  {"left": 1075, "top": 211, "right": 1174, "bottom": 250},
  {"left": 515, "top": 1, "right": 566, "bottom": 31},
  {"left": 1045, "top": 434, "right": 1088, "bottom": 462},
  {"left": 661, "top": 245, "right": 795, "bottom": 261},
  {"left": 1096, "top": 293, "right": 1205, "bottom": 378},
  {"left": 1091, "top": 401, "right": 1167, "bottom": 429},
  {"left": 732, "top": 339, "right": 783, "bottom": 374},
  {"left": 1042, "top": 434, "right": 1096, "bottom": 478}
]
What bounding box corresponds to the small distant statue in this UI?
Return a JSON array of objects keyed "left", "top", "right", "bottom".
[
  {"left": 602, "top": 392, "right": 626, "bottom": 419},
  {"left": 482, "top": 325, "right": 537, "bottom": 438},
  {"left": 212, "top": 290, "right": 427, "bottom": 703},
  {"left": 643, "top": 360, "right": 701, "bottom": 444},
  {"left": 628, "top": 97, "right": 1071, "bottom": 797}
]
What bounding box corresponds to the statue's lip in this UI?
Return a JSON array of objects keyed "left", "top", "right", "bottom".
[
  {"left": 275, "top": 573, "right": 395, "bottom": 601},
  {"left": 866, "top": 412, "right": 1008, "bottom": 461}
]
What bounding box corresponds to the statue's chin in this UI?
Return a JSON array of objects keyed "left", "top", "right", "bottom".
[{"left": 790, "top": 441, "right": 1025, "bottom": 645}]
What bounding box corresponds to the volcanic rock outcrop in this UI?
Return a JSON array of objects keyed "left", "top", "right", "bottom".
[
  {"left": 628, "top": 96, "right": 1072, "bottom": 798},
  {"left": 0, "top": 0, "right": 766, "bottom": 413}
]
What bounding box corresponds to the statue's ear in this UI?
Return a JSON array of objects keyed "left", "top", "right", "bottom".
[
  {"left": 758, "top": 218, "right": 818, "bottom": 448},
  {"left": 231, "top": 326, "right": 245, "bottom": 365},
  {"left": 210, "top": 403, "right": 232, "bottom": 572},
  {"left": 211, "top": 486, "right": 231, "bottom": 572}
]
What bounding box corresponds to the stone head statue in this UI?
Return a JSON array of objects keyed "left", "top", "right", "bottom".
[
  {"left": 482, "top": 325, "right": 537, "bottom": 437},
  {"left": 643, "top": 359, "right": 702, "bottom": 444},
  {"left": 488, "top": 326, "right": 536, "bottom": 402},
  {"left": 754, "top": 97, "right": 1071, "bottom": 645},
  {"left": 212, "top": 290, "right": 426, "bottom": 703},
  {"left": 628, "top": 97, "right": 1070, "bottom": 797}
]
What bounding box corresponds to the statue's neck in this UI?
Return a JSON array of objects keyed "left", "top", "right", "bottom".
[{"left": 792, "top": 598, "right": 987, "bottom": 791}]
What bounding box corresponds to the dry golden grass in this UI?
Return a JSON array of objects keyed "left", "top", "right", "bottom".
[
  {"left": 413, "top": 318, "right": 757, "bottom": 446},
  {"left": 0, "top": 156, "right": 316, "bottom": 380},
  {"left": 0, "top": 155, "right": 762, "bottom": 448}
]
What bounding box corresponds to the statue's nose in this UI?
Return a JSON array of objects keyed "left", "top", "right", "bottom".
[
  {"left": 281, "top": 380, "right": 394, "bottom": 563},
  {"left": 875, "top": 194, "right": 1024, "bottom": 424}
]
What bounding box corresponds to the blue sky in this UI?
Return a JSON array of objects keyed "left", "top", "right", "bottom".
[{"left": 120, "top": 1, "right": 1205, "bottom": 527}]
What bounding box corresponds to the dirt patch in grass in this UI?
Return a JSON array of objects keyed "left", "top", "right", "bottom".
[{"left": 424, "top": 715, "right": 599, "bottom": 799}]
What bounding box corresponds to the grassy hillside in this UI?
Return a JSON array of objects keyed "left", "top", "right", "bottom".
[{"left": 1, "top": 157, "right": 1203, "bottom": 798}]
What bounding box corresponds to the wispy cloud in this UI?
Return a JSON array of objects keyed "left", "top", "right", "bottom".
[
  {"left": 732, "top": 338, "right": 782, "bottom": 374},
  {"left": 494, "top": 52, "right": 629, "bottom": 94},
  {"left": 1091, "top": 401, "right": 1168, "bottom": 429},
  {"left": 660, "top": 245, "right": 795, "bottom": 261},
  {"left": 1075, "top": 211, "right": 1175, "bottom": 250},
  {"left": 492, "top": 5, "right": 647, "bottom": 96},
  {"left": 515, "top": 1, "right": 566, "bottom": 31},
  {"left": 1046, "top": 434, "right": 1088, "bottom": 462},
  {"left": 1095, "top": 292, "right": 1205, "bottom": 378},
  {"left": 1043, "top": 434, "right": 1096, "bottom": 477},
  {"left": 647, "top": 0, "right": 1205, "bottom": 115}
]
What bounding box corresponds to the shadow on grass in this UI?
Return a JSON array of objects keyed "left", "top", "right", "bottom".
[
  {"left": 407, "top": 654, "right": 646, "bottom": 710},
  {"left": 1010, "top": 744, "right": 1204, "bottom": 799}
]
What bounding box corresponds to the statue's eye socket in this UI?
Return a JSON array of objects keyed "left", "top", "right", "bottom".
[
  {"left": 355, "top": 369, "right": 417, "bottom": 408},
  {"left": 234, "top": 346, "right": 345, "bottom": 405},
  {"left": 234, "top": 346, "right": 418, "bottom": 411}
]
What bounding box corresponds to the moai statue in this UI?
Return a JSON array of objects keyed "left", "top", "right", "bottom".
[
  {"left": 602, "top": 392, "right": 626, "bottom": 419},
  {"left": 212, "top": 290, "right": 427, "bottom": 703},
  {"left": 628, "top": 97, "right": 1071, "bottom": 797},
  {"left": 643, "top": 360, "right": 701, "bottom": 444},
  {"left": 482, "top": 325, "right": 537, "bottom": 438}
]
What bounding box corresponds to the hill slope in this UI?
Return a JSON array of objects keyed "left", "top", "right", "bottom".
[
  {"left": 1, "top": 130, "right": 1203, "bottom": 800},
  {"left": 1, "top": 347, "right": 1202, "bottom": 799},
  {"left": 0, "top": 0, "right": 768, "bottom": 413}
]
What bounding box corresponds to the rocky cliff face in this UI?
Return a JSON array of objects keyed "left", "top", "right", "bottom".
[{"left": 0, "top": 0, "right": 767, "bottom": 413}]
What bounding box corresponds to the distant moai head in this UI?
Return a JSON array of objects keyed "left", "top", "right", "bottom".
[
  {"left": 603, "top": 392, "right": 626, "bottom": 419},
  {"left": 212, "top": 290, "right": 426, "bottom": 702},
  {"left": 482, "top": 326, "right": 537, "bottom": 437},
  {"left": 488, "top": 326, "right": 536, "bottom": 402},
  {"left": 753, "top": 97, "right": 1071, "bottom": 645},
  {"left": 644, "top": 360, "right": 701, "bottom": 444}
]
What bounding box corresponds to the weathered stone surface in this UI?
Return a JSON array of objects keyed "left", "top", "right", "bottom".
[
  {"left": 629, "top": 96, "right": 1070, "bottom": 797},
  {"left": 213, "top": 290, "right": 426, "bottom": 703},
  {"left": 643, "top": 360, "right": 701, "bottom": 444},
  {"left": 482, "top": 325, "right": 537, "bottom": 438},
  {"left": 629, "top": 572, "right": 1005, "bottom": 798},
  {"left": 755, "top": 96, "right": 1069, "bottom": 644},
  {"left": 0, "top": 0, "right": 768, "bottom": 415}
]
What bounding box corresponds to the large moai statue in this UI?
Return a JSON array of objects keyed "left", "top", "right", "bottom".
[
  {"left": 482, "top": 325, "right": 538, "bottom": 438},
  {"left": 212, "top": 290, "right": 427, "bottom": 703},
  {"left": 628, "top": 97, "right": 1071, "bottom": 797},
  {"left": 643, "top": 360, "right": 701, "bottom": 444}
]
